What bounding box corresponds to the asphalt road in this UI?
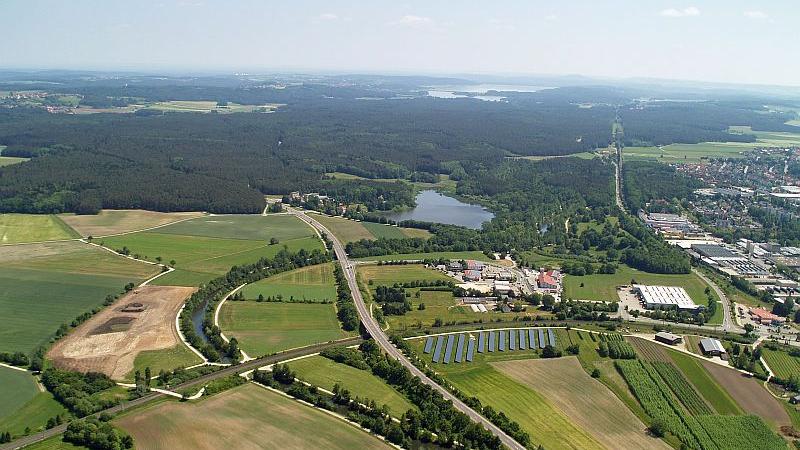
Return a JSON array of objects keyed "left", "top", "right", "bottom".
[
  {"left": 1, "top": 337, "right": 362, "bottom": 450},
  {"left": 292, "top": 209, "right": 526, "bottom": 450}
]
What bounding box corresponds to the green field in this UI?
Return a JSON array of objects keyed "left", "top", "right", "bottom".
[
  {"left": 356, "top": 251, "right": 492, "bottom": 262},
  {"left": 116, "top": 383, "right": 391, "bottom": 450},
  {"left": 242, "top": 263, "right": 337, "bottom": 301},
  {"left": 127, "top": 344, "right": 203, "bottom": 381},
  {"left": 563, "top": 264, "right": 718, "bottom": 306},
  {"left": 762, "top": 348, "right": 800, "bottom": 380},
  {"left": 0, "top": 156, "right": 28, "bottom": 166},
  {"left": 313, "top": 214, "right": 375, "bottom": 243},
  {"left": 101, "top": 215, "right": 323, "bottom": 286},
  {"left": 668, "top": 349, "right": 742, "bottom": 415},
  {"left": 432, "top": 353, "right": 604, "bottom": 450},
  {"left": 624, "top": 126, "right": 800, "bottom": 164},
  {"left": 289, "top": 356, "right": 415, "bottom": 415},
  {"left": 143, "top": 100, "right": 281, "bottom": 114},
  {"left": 0, "top": 367, "right": 39, "bottom": 421},
  {"left": 219, "top": 302, "right": 351, "bottom": 356},
  {"left": 0, "top": 214, "right": 79, "bottom": 244},
  {"left": 17, "top": 437, "right": 82, "bottom": 450},
  {"left": 0, "top": 242, "right": 158, "bottom": 354}
]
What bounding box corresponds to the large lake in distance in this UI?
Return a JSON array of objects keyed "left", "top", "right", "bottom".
[{"left": 385, "top": 190, "right": 494, "bottom": 229}]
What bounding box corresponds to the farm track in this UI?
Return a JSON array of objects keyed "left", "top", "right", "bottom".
[{"left": 0, "top": 337, "right": 362, "bottom": 450}]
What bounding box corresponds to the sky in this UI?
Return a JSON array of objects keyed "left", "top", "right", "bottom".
[{"left": 1, "top": 0, "right": 797, "bottom": 86}]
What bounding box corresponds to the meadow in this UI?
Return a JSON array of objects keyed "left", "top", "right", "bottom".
[
  {"left": 59, "top": 210, "right": 203, "bottom": 238},
  {"left": 101, "top": 215, "right": 324, "bottom": 286},
  {"left": 0, "top": 242, "right": 158, "bottom": 354},
  {"left": 18, "top": 437, "right": 82, "bottom": 450},
  {"left": 142, "top": 100, "right": 282, "bottom": 114},
  {"left": 242, "top": 263, "right": 337, "bottom": 301},
  {"left": 0, "top": 366, "right": 69, "bottom": 437},
  {"left": 0, "top": 214, "right": 79, "bottom": 244},
  {"left": 563, "top": 264, "right": 718, "bottom": 307},
  {"left": 0, "top": 367, "right": 39, "bottom": 422},
  {"left": 312, "top": 213, "right": 431, "bottom": 244},
  {"left": 127, "top": 344, "right": 203, "bottom": 382},
  {"left": 219, "top": 302, "right": 351, "bottom": 356},
  {"left": 0, "top": 156, "right": 28, "bottom": 167},
  {"left": 115, "top": 383, "right": 391, "bottom": 450},
  {"left": 289, "top": 355, "right": 415, "bottom": 415},
  {"left": 356, "top": 250, "right": 492, "bottom": 262},
  {"left": 762, "top": 348, "right": 800, "bottom": 380}
]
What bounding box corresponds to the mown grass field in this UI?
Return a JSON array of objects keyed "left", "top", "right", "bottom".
[
  {"left": 0, "top": 214, "right": 79, "bottom": 244},
  {"left": 0, "top": 242, "right": 158, "bottom": 354},
  {"left": 434, "top": 355, "right": 605, "bottom": 450},
  {"left": 313, "top": 214, "right": 374, "bottom": 243},
  {"left": 563, "top": 264, "right": 718, "bottom": 308},
  {"left": 289, "top": 356, "right": 415, "bottom": 415},
  {"left": 0, "top": 386, "right": 69, "bottom": 437},
  {"left": 101, "top": 215, "right": 323, "bottom": 286},
  {"left": 18, "top": 437, "right": 82, "bottom": 450},
  {"left": 494, "top": 357, "right": 669, "bottom": 450},
  {"left": 219, "top": 302, "right": 351, "bottom": 356},
  {"left": 127, "top": 344, "right": 203, "bottom": 382},
  {"left": 0, "top": 367, "right": 39, "bottom": 421},
  {"left": 242, "top": 263, "right": 337, "bottom": 301},
  {"left": 0, "top": 156, "right": 28, "bottom": 167},
  {"left": 356, "top": 250, "right": 492, "bottom": 262},
  {"left": 116, "top": 383, "right": 391, "bottom": 450},
  {"left": 59, "top": 210, "right": 203, "bottom": 238},
  {"left": 667, "top": 348, "right": 743, "bottom": 415},
  {"left": 762, "top": 348, "right": 800, "bottom": 380}
]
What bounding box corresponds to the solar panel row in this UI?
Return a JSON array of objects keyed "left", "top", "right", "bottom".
[
  {"left": 538, "top": 329, "right": 546, "bottom": 348},
  {"left": 443, "top": 334, "right": 455, "bottom": 364},
  {"left": 548, "top": 329, "right": 556, "bottom": 347},
  {"left": 455, "top": 334, "right": 465, "bottom": 363},
  {"left": 466, "top": 338, "right": 475, "bottom": 362},
  {"left": 529, "top": 329, "right": 536, "bottom": 349},
  {"left": 432, "top": 335, "right": 444, "bottom": 362},
  {"left": 519, "top": 329, "right": 527, "bottom": 350},
  {"left": 424, "top": 336, "right": 434, "bottom": 353},
  {"left": 509, "top": 329, "right": 517, "bottom": 350},
  {"left": 498, "top": 330, "right": 506, "bottom": 351},
  {"left": 488, "top": 331, "right": 496, "bottom": 352},
  {"left": 478, "top": 332, "right": 485, "bottom": 353}
]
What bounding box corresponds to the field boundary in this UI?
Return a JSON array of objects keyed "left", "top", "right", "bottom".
[{"left": 214, "top": 284, "right": 251, "bottom": 361}]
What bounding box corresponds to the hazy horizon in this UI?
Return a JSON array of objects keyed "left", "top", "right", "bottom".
[{"left": 1, "top": 0, "right": 798, "bottom": 87}]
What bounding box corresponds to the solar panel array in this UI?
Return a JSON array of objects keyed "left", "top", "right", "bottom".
[{"left": 427, "top": 328, "right": 560, "bottom": 364}]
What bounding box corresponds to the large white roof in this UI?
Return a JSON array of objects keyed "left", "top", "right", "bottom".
[{"left": 633, "top": 284, "right": 698, "bottom": 310}]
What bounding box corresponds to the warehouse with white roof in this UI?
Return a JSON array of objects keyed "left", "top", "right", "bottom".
[{"left": 633, "top": 284, "right": 699, "bottom": 311}]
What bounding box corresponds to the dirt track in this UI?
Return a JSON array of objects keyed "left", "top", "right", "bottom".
[
  {"left": 701, "top": 360, "right": 790, "bottom": 426},
  {"left": 47, "top": 285, "right": 196, "bottom": 379}
]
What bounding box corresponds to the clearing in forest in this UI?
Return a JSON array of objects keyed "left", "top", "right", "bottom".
[
  {"left": 47, "top": 286, "right": 198, "bottom": 379},
  {"left": 60, "top": 210, "right": 204, "bottom": 238},
  {"left": 494, "top": 357, "right": 670, "bottom": 450},
  {"left": 115, "top": 383, "right": 391, "bottom": 450}
]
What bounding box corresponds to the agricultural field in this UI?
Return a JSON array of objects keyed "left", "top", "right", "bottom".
[
  {"left": 0, "top": 241, "right": 158, "bottom": 354},
  {"left": 142, "top": 100, "right": 282, "bottom": 113},
  {"left": 116, "top": 383, "right": 392, "bottom": 450},
  {"left": 667, "top": 348, "right": 742, "bottom": 415},
  {"left": 562, "top": 264, "right": 718, "bottom": 307},
  {"left": 762, "top": 348, "right": 800, "bottom": 380},
  {"left": 19, "top": 437, "right": 82, "bottom": 450},
  {"left": 219, "top": 302, "right": 351, "bottom": 357},
  {"left": 289, "top": 355, "right": 415, "bottom": 415},
  {"left": 128, "top": 344, "right": 202, "bottom": 381},
  {"left": 0, "top": 214, "right": 79, "bottom": 244},
  {"left": 435, "top": 355, "right": 605, "bottom": 450},
  {"left": 59, "top": 210, "right": 204, "bottom": 238},
  {"left": 100, "top": 215, "right": 323, "bottom": 286},
  {"left": 311, "top": 213, "right": 432, "bottom": 243},
  {"left": 494, "top": 357, "right": 669, "bottom": 450},
  {"left": 0, "top": 156, "right": 28, "bottom": 166},
  {"left": 0, "top": 367, "right": 68, "bottom": 437},
  {"left": 47, "top": 286, "right": 198, "bottom": 379},
  {"left": 242, "top": 263, "right": 337, "bottom": 302}
]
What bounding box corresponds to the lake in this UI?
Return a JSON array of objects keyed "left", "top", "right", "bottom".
[
  {"left": 384, "top": 190, "right": 494, "bottom": 229},
  {"left": 427, "top": 84, "right": 552, "bottom": 101}
]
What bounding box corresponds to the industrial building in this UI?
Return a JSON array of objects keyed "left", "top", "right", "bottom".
[
  {"left": 633, "top": 284, "right": 699, "bottom": 311},
  {"left": 699, "top": 338, "right": 726, "bottom": 356}
]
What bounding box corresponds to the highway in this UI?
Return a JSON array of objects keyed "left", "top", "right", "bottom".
[
  {"left": 292, "top": 208, "right": 527, "bottom": 450},
  {"left": 1, "top": 337, "right": 362, "bottom": 450}
]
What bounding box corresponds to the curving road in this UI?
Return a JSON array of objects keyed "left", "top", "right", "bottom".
[{"left": 292, "top": 208, "right": 527, "bottom": 450}]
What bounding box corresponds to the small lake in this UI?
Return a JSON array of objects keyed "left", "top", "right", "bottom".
[{"left": 385, "top": 190, "right": 494, "bottom": 229}]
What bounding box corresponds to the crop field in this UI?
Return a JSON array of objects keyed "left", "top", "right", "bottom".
[
  {"left": 0, "top": 214, "right": 79, "bottom": 244},
  {"left": 762, "top": 348, "right": 800, "bottom": 380},
  {"left": 47, "top": 286, "right": 197, "bottom": 379},
  {"left": 494, "top": 357, "right": 669, "bottom": 450},
  {"left": 668, "top": 349, "right": 742, "bottom": 415},
  {"left": 700, "top": 360, "right": 790, "bottom": 427},
  {"left": 0, "top": 367, "right": 39, "bottom": 421},
  {"left": 242, "top": 263, "right": 337, "bottom": 302},
  {"left": 60, "top": 210, "right": 204, "bottom": 238},
  {"left": 129, "top": 344, "right": 202, "bottom": 380},
  {"left": 358, "top": 264, "right": 452, "bottom": 286},
  {"left": 563, "top": 264, "right": 717, "bottom": 305},
  {"left": 0, "top": 242, "right": 158, "bottom": 354},
  {"left": 116, "top": 383, "right": 391, "bottom": 450},
  {"left": 313, "top": 214, "right": 375, "bottom": 243},
  {"left": 219, "top": 302, "right": 351, "bottom": 356},
  {"left": 101, "top": 215, "right": 323, "bottom": 286},
  {"left": 627, "top": 337, "right": 671, "bottom": 362},
  {"left": 289, "top": 356, "right": 415, "bottom": 415},
  {"left": 436, "top": 359, "right": 605, "bottom": 450},
  {"left": 356, "top": 250, "right": 492, "bottom": 262},
  {"left": 0, "top": 156, "right": 28, "bottom": 166}
]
